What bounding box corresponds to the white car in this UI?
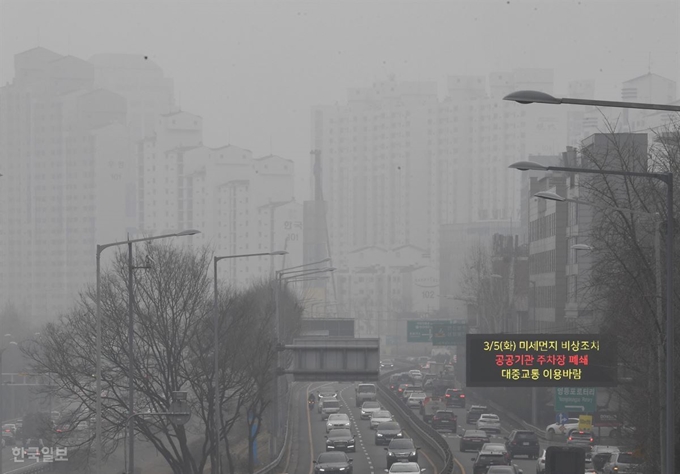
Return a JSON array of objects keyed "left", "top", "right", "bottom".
[
  {"left": 370, "top": 410, "right": 393, "bottom": 429},
  {"left": 361, "top": 401, "right": 382, "bottom": 419},
  {"left": 326, "top": 413, "right": 351, "bottom": 433},
  {"left": 545, "top": 418, "right": 579, "bottom": 439},
  {"left": 406, "top": 392, "right": 427, "bottom": 408},
  {"left": 476, "top": 414, "right": 501, "bottom": 433},
  {"left": 535, "top": 449, "right": 546, "bottom": 474},
  {"left": 409, "top": 370, "right": 423, "bottom": 381},
  {"left": 386, "top": 461, "right": 426, "bottom": 472}
]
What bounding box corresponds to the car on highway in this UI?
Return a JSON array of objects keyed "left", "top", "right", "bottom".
[
  {"left": 385, "top": 438, "right": 419, "bottom": 468},
  {"left": 325, "top": 428, "right": 356, "bottom": 452},
  {"left": 320, "top": 399, "right": 342, "bottom": 420},
  {"left": 361, "top": 401, "right": 382, "bottom": 419},
  {"left": 545, "top": 417, "right": 579, "bottom": 439},
  {"left": 505, "top": 430, "right": 540, "bottom": 459},
  {"left": 385, "top": 461, "right": 426, "bottom": 473},
  {"left": 486, "top": 465, "right": 524, "bottom": 474},
  {"left": 3, "top": 423, "right": 17, "bottom": 435},
  {"left": 481, "top": 443, "right": 511, "bottom": 463},
  {"left": 381, "top": 359, "right": 395, "bottom": 369},
  {"left": 326, "top": 413, "right": 351, "bottom": 433},
  {"left": 535, "top": 449, "right": 546, "bottom": 474},
  {"left": 23, "top": 438, "right": 45, "bottom": 459},
  {"left": 471, "top": 448, "right": 512, "bottom": 474},
  {"left": 406, "top": 392, "right": 427, "bottom": 408},
  {"left": 408, "top": 370, "right": 423, "bottom": 382},
  {"left": 566, "top": 431, "right": 595, "bottom": 453},
  {"left": 431, "top": 410, "right": 457, "bottom": 432},
  {"left": 389, "top": 374, "right": 406, "bottom": 390},
  {"left": 401, "top": 388, "right": 417, "bottom": 403},
  {"left": 397, "top": 383, "right": 413, "bottom": 396},
  {"left": 466, "top": 405, "right": 488, "bottom": 424},
  {"left": 2, "top": 424, "right": 16, "bottom": 445},
  {"left": 476, "top": 414, "right": 501, "bottom": 434},
  {"left": 317, "top": 391, "right": 339, "bottom": 413},
  {"left": 590, "top": 446, "right": 619, "bottom": 471},
  {"left": 355, "top": 383, "right": 378, "bottom": 407},
  {"left": 444, "top": 388, "right": 466, "bottom": 408},
  {"left": 313, "top": 451, "right": 353, "bottom": 474},
  {"left": 602, "top": 451, "right": 643, "bottom": 474},
  {"left": 459, "top": 429, "right": 490, "bottom": 452},
  {"left": 371, "top": 410, "right": 394, "bottom": 429},
  {"left": 375, "top": 421, "right": 404, "bottom": 445}
]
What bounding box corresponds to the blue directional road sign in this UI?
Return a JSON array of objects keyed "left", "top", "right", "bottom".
[{"left": 557, "top": 413, "right": 569, "bottom": 425}]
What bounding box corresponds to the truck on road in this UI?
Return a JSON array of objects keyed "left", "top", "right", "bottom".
[{"left": 355, "top": 383, "right": 377, "bottom": 407}]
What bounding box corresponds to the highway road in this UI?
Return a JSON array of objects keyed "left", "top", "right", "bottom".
[
  {"left": 0, "top": 446, "right": 41, "bottom": 473},
  {"left": 282, "top": 380, "right": 439, "bottom": 474}
]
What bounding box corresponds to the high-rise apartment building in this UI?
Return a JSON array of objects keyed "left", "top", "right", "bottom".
[
  {"left": 0, "top": 47, "right": 135, "bottom": 322},
  {"left": 138, "top": 117, "right": 301, "bottom": 285},
  {"left": 312, "top": 71, "right": 567, "bottom": 321},
  {"left": 0, "top": 47, "right": 301, "bottom": 322}
]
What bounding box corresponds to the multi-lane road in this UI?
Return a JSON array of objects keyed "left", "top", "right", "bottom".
[
  {"left": 281, "top": 375, "right": 573, "bottom": 474},
  {"left": 282, "top": 380, "right": 438, "bottom": 474}
]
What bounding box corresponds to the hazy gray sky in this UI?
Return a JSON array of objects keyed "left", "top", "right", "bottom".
[{"left": 2, "top": 0, "right": 678, "bottom": 200}]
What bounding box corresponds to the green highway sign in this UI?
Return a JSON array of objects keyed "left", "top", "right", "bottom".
[
  {"left": 554, "top": 387, "right": 597, "bottom": 412},
  {"left": 431, "top": 321, "right": 467, "bottom": 345},
  {"left": 407, "top": 321, "right": 432, "bottom": 343}
]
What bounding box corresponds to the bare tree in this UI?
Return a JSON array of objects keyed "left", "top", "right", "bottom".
[
  {"left": 21, "top": 242, "right": 304, "bottom": 474},
  {"left": 576, "top": 120, "right": 680, "bottom": 472},
  {"left": 458, "top": 242, "right": 507, "bottom": 332}
]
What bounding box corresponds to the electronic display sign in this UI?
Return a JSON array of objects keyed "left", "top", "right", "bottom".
[{"left": 466, "top": 334, "right": 618, "bottom": 387}]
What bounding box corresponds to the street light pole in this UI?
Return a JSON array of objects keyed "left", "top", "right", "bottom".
[
  {"left": 537, "top": 191, "right": 666, "bottom": 461},
  {"left": 273, "top": 263, "right": 335, "bottom": 453},
  {"left": 513, "top": 160, "right": 674, "bottom": 474},
  {"left": 95, "top": 229, "right": 200, "bottom": 474},
  {"left": 211, "top": 251, "right": 287, "bottom": 474},
  {"left": 529, "top": 280, "right": 537, "bottom": 426}
]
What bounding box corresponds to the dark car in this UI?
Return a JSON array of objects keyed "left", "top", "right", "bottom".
[
  {"left": 313, "top": 452, "right": 353, "bottom": 474},
  {"left": 381, "top": 359, "right": 395, "bottom": 369},
  {"left": 385, "top": 438, "right": 419, "bottom": 468},
  {"left": 505, "top": 430, "right": 540, "bottom": 459},
  {"left": 466, "top": 405, "right": 488, "bottom": 424},
  {"left": 23, "top": 438, "right": 45, "bottom": 459},
  {"left": 375, "top": 421, "right": 404, "bottom": 445},
  {"left": 431, "top": 410, "right": 457, "bottom": 432},
  {"left": 389, "top": 374, "right": 403, "bottom": 390},
  {"left": 459, "top": 429, "right": 490, "bottom": 452},
  {"left": 397, "top": 383, "right": 413, "bottom": 396},
  {"left": 471, "top": 449, "right": 511, "bottom": 474},
  {"left": 486, "top": 466, "right": 524, "bottom": 474},
  {"left": 445, "top": 388, "right": 466, "bottom": 408},
  {"left": 326, "top": 428, "right": 356, "bottom": 452}
]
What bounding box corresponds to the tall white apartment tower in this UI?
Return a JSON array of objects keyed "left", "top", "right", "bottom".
[{"left": 0, "top": 48, "right": 136, "bottom": 322}]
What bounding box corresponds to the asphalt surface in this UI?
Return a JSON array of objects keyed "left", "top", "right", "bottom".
[
  {"left": 284, "top": 380, "right": 438, "bottom": 474},
  {"left": 1, "top": 444, "right": 45, "bottom": 473},
  {"left": 431, "top": 402, "right": 561, "bottom": 474}
]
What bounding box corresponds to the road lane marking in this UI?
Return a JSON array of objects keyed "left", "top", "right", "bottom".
[
  {"left": 454, "top": 454, "right": 466, "bottom": 474},
  {"left": 306, "top": 382, "right": 344, "bottom": 474}
]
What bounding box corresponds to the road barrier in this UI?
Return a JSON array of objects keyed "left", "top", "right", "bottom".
[
  {"left": 378, "top": 364, "right": 456, "bottom": 474},
  {"left": 253, "top": 382, "right": 294, "bottom": 474}
]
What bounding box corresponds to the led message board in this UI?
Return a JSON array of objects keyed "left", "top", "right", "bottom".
[{"left": 466, "top": 334, "right": 618, "bottom": 387}]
